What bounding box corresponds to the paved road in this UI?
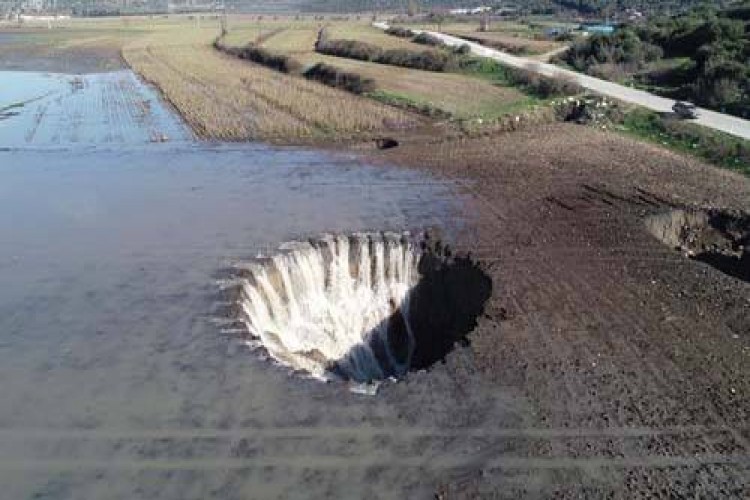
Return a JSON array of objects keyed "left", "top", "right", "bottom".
[{"left": 374, "top": 22, "right": 750, "bottom": 141}]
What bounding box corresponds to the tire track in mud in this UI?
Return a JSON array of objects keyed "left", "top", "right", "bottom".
[
  {"left": 2, "top": 425, "right": 748, "bottom": 439},
  {"left": 2, "top": 425, "right": 747, "bottom": 473},
  {"left": 0, "top": 454, "right": 747, "bottom": 471},
  {"left": 437, "top": 173, "right": 750, "bottom": 484},
  {"left": 374, "top": 126, "right": 750, "bottom": 495},
  {"left": 525, "top": 192, "right": 749, "bottom": 430},
  {"left": 524, "top": 254, "right": 748, "bottom": 461}
]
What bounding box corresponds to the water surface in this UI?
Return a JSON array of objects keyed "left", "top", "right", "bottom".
[
  {"left": 0, "top": 70, "right": 189, "bottom": 147},
  {"left": 0, "top": 70, "right": 487, "bottom": 499}
]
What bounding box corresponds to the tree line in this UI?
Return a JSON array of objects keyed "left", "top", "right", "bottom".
[{"left": 559, "top": 3, "right": 749, "bottom": 117}]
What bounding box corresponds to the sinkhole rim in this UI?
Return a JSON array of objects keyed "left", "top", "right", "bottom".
[
  {"left": 646, "top": 208, "right": 750, "bottom": 283},
  {"left": 219, "top": 230, "right": 492, "bottom": 386}
]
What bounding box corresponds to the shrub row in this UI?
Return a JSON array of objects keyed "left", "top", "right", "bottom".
[
  {"left": 385, "top": 26, "right": 415, "bottom": 38},
  {"left": 378, "top": 47, "right": 452, "bottom": 71},
  {"left": 411, "top": 32, "right": 445, "bottom": 47},
  {"left": 214, "top": 39, "right": 300, "bottom": 74},
  {"left": 214, "top": 35, "right": 378, "bottom": 98},
  {"left": 504, "top": 65, "right": 583, "bottom": 98},
  {"left": 315, "top": 38, "right": 453, "bottom": 72},
  {"left": 450, "top": 34, "right": 528, "bottom": 55},
  {"left": 302, "top": 63, "right": 376, "bottom": 94},
  {"left": 456, "top": 56, "right": 582, "bottom": 98},
  {"left": 315, "top": 38, "right": 382, "bottom": 61}
]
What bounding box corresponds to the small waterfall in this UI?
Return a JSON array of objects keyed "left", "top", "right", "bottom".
[{"left": 234, "top": 232, "right": 420, "bottom": 382}]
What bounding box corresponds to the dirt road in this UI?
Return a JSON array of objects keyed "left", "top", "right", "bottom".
[{"left": 373, "top": 22, "right": 750, "bottom": 141}]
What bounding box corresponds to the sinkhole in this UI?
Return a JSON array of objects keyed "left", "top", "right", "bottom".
[
  {"left": 647, "top": 208, "right": 750, "bottom": 283},
  {"left": 223, "top": 232, "right": 492, "bottom": 383}
]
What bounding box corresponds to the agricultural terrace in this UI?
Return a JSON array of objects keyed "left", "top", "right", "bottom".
[
  {"left": 122, "top": 20, "right": 419, "bottom": 142},
  {"left": 0, "top": 16, "right": 558, "bottom": 140},
  {"left": 229, "top": 18, "right": 537, "bottom": 121}
]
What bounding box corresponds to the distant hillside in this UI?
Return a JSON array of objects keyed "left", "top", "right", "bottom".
[
  {"left": 299, "top": 0, "right": 728, "bottom": 16},
  {"left": 13, "top": 0, "right": 729, "bottom": 16}
]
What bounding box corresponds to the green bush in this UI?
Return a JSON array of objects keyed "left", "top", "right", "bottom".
[
  {"left": 453, "top": 43, "right": 472, "bottom": 55},
  {"left": 506, "top": 66, "right": 583, "bottom": 97},
  {"left": 563, "top": 5, "right": 750, "bottom": 119},
  {"left": 214, "top": 39, "right": 301, "bottom": 74},
  {"left": 315, "top": 39, "right": 383, "bottom": 61},
  {"left": 377, "top": 48, "right": 451, "bottom": 71},
  {"left": 315, "top": 38, "right": 453, "bottom": 72},
  {"left": 562, "top": 29, "right": 663, "bottom": 73},
  {"left": 621, "top": 109, "right": 750, "bottom": 174}
]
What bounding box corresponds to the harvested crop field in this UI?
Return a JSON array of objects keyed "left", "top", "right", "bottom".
[
  {"left": 370, "top": 122, "right": 750, "bottom": 497},
  {"left": 299, "top": 52, "right": 532, "bottom": 119},
  {"left": 3, "top": 15, "right": 749, "bottom": 499},
  {"left": 403, "top": 21, "right": 563, "bottom": 55},
  {"left": 326, "top": 23, "right": 425, "bottom": 50},
  {"left": 238, "top": 22, "right": 534, "bottom": 120},
  {"left": 446, "top": 29, "right": 562, "bottom": 55},
  {"left": 249, "top": 26, "right": 319, "bottom": 54},
  {"left": 123, "top": 33, "right": 419, "bottom": 142}
]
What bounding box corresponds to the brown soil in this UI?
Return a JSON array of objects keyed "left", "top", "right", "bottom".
[
  {"left": 366, "top": 123, "right": 750, "bottom": 498},
  {"left": 648, "top": 208, "right": 750, "bottom": 283}
]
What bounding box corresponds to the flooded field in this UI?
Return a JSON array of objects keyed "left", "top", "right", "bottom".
[
  {"left": 0, "top": 70, "right": 505, "bottom": 499},
  {"left": 0, "top": 70, "right": 189, "bottom": 147},
  {"left": 0, "top": 28, "right": 127, "bottom": 74}
]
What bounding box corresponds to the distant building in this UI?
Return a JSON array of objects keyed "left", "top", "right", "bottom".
[
  {"left": 625, "top": 8, "right": 644, "bottom": 21},
  {"left": 582, "top": 24, "right": 615, "bottom": 35},
  {"left": 449, "top": 6, "right": 492, "bottom": 16},
  {"left": 543, "top": 27, "right": 569, "bottom": 38}
]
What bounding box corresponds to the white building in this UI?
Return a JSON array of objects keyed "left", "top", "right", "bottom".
[{"left": 449, "top": 6, "right": 492, "bottom": 16}]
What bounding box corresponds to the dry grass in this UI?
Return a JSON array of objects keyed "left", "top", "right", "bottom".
[
  {"left": 123, "top": 29, "right": 418, "bottom": 142},
  {"left": 260, "top": 27, "right": 319, "bottom": 54},
  {"left": 326, "top": 23, "right": 422, "bottom": 51},
  {"left": 295, "top": 51, "right": 529, "bottom": 119},
  {"left": 405, "top": 21, "right": 562, "bottom": 55},
  {"left": 225, "top": 20, "right": 427, "bottom": 53},
  {"left": 1, "top": 16, "right": 539, "bottom": 139},
  {"left": 229, "top": 20, "right": 530, "bottom": 120},
  {"left": 450, "top": 30, "right": 561, "bottom": 55}
]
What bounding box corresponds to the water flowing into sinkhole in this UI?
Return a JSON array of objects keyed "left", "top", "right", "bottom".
[{"left": 228, "top": 232, "right": 492, "bottom": 383}]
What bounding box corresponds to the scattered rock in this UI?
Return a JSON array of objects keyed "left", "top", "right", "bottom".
[{"left": 375, "top": 137, "right": 399, "bottom": 150}]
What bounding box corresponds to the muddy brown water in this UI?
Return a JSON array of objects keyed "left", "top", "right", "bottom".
[
  {"left": 0, "top": 30, "right": 126, "bottom": 74},
  {"left": 0, "top": 71, "right": 520, "bottom": 499}
]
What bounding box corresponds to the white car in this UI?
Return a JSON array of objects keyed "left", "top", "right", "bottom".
[{"left": 672, "top": 101, "right": 698, "bottom": 119}]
